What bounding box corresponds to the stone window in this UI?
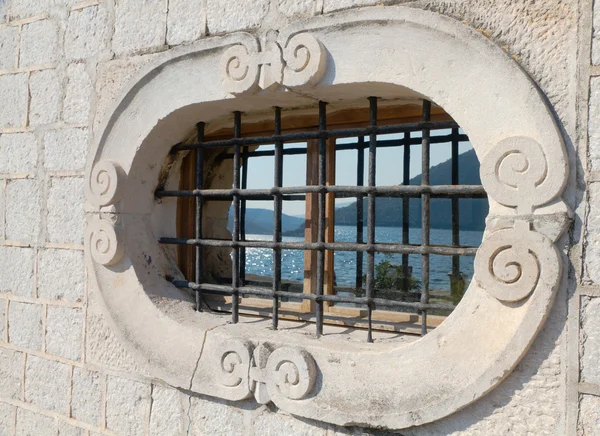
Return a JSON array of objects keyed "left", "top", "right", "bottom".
[
  {"left": 164, "top": 98, "right": 487, "bottom": 338},
  {"left": 84, "top": 7, "right": 570, "bottom": 430}
]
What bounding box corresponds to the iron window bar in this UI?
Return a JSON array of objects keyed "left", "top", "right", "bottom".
[{"left": 158, "top": 98, "right": 486, "bottom": 341}]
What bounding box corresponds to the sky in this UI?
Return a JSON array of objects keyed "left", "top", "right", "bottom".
[{"left": 243, "top": 129, "right": 473, "bottom": 216}]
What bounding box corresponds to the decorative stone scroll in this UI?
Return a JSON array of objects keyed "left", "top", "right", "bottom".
[
  {"left": 217, "top": 339, "right": 316, "bottom": 405},
  {"left": 85, "top": 160, "right": 125, "bottom": 208},
  {"left": 85, "top": 218, "right": 125, "bottom": 266},
  {"left": 221, "top": 32, "right": 326, "bottom": 95}
]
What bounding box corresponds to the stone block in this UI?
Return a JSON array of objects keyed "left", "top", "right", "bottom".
[
  {"left": 0, "top": 132, "right": 37, "bottom": 175},
  {"left": 149, "top": 386, "right": 184, "bottom": 436},
  {"left": 15, "top": 408, "right": 55, "bottom": 436},
  {"left": 9, "top": 0, "right": 52, "bottom": 20},
  {"left": 253, "top": 408, "right": 326, "bottom": 436},
  {"left": 45, "top": 306, "right": 82, "bottom": 361},
  {"left": 188, "top": 396, "right": 246, "bottom": 436},
  {"left": 594, "top": 37, "right": 600, "bottom": 66},
  {"left": 586, "top": 182, "right": 600, "bottom": 282},
  {"left": 63, "top": 64, "right": 92, "bottom": 125},
  {"left": 0, "top": 73, "right": 27, "bottom": 129},
  {"left": 591, "top": 78, "right": 600, "bottom": 172},
  {"left": 106, "top": 376, "right": 151, "bottom": 436},
  {"left": 581, "top": 297, "right": 600, "bottom": 384},
  {"left": 0, "top": 298, "right": 5, "bottom": 340},
  {"left": 25, "top": 355, "right": 70, "bottom": 414},
  {"left": 37, "top": 248, "right": 84, "bottom": 302},
  {"left": 46, "top": 177, "right": 84, "bottom": 245},
  {"left": 579, "top": 394, "right": 600, "bottom": 436},
  {"left": 8, "top": 302, "right": 42, "bottom": 350},
  {"left": 65, "top": 5, "right": 109, "bottom": 61},
  {"left": 113, "top": 0, "right": 167, "bottom": 56},
  {"left": 0, "top": 402, "right": 15, "bottom": 435},
  {"left": 279, "top": 0, "right": 315, "bottom": 17},
  {"left": 71, "top": 368, "right": 102, "bottom": 425},
  {"left": 29, "top": 69, "right": 61, "bottom": 127},
  {"left": 0, "top": 247, "right": 34, "bottom": 297},
  {"left": 5, "top": 179, "right": 41, "bottom": 242},
  {"left": 58, "top": 421, "right": 83, "bottom": 436},
  {"left": 43, "top": 128, "right": 88, "bottom": 171},
  {"left": 0, "top": 25, "right": 18, "bottom": 70},
  {"left": 0, "top": 347, "right": 24, "bottom": 400},
  {"left": 206, "top": 0, "right": 270, "bottom": 34},
  {"left": 19, "top": 19, "right": 58, "bottom": 68},
  {"left": 166, "top": 0, "right": 204, "bottom": 45}
]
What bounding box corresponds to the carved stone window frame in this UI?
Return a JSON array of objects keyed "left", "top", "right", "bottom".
[{"left": 84, "top": 6, "right": 570, "bottom": 430}]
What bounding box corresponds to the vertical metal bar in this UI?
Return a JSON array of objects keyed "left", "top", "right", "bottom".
[
  {"left": 355, "top": 136, "right": 364, "bottom": 294},
  {"left": 402, "top": 131, "right": 410, "bottom": 298},
  {"left": 239, "top": 145, "right": 248, "bottom": 286},
  {"left": 232, "top": 111, "right": 242, "bottom": 324},
  {"left": 451, "top": 127, "right": 460, "bottom": 276},
  {"left": 273, "top": 107, "right": 283, "bottom": 330},
  {"left": 195, "top": 122, "right": 205, "bottom": 312},
  {"left": 366, "top": 96, "right": 377, "bottom": 343},
  {"left": 420, "top": 100, "right": 431, "bottom": 336},
  {"left": 316, "top": 101, "right": 327, "bottom": 337}
]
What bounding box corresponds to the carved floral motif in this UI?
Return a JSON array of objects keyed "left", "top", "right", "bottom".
[
  {"left": 221, "top": 32, "right": 326, "bottom": 95},
  {"left": 217, "top": 339, "right": 316, "bottom": 405}
]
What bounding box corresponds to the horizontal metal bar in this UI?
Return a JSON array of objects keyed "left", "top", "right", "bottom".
[
  {"left": 170, "top": 280, "right": 456, "bottom": 311},
  {"left": 159, "top": 238, "right": 479, "bottom": 256},
  {"left": 156, "top": 184, "right": 487, "bottom": 199},
  {"left": 220, "top": 133, "right": 471, "bottom": 159},
  {"left": 171, "top": 120, "right": 461, "bottom": 151}
]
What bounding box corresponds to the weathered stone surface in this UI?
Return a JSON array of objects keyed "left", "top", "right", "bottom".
[
  {"left": 166, "top": 0, "right": 204, "bottom": 45},
  {"left": 0, "top": 25, "right": 18, "bottom": 70},
  {"left": 253, "top": 408, "right": 326, "bottom": 436},
  {"left": 113, "top": 0, "right": 167, "bottom": 56},
  {"left": 46, "top": 177, "right": 84, "bottom": 245},
  {"left": 8, "top": 302, "right": 42, "bottom": 350},
  {"left": 206, "top": 0, "right": 270, "bottom": 34},
  {"left": 0, "top": 247, "right": 34, "bottom": 297},
  {"left": 25, "top": 355, "right": 70, "bottom": 414},
  {"left": 586, "top": 182, "right": 600, "bottom": 282},
  {"left": 45, "top": 306, "right": 82, "bottom": 361},
  {"left": 0, "top": 73, "right": 27, "bottom": 129},
  {"left": 188, "top": 396, "right": 246, "bottom": 436},
  {"left": 6, "top": 179, "right": 41, "bottom": 242},
  {"left": 19, "top": 19, "right": 58, "bottom": 67},
  {"left": 590, "top": 79, "right": 600, "bottom": 173},
  {"left": 65, "top": 5, "right": 110, "bottom": 61},
  {"left": 579, "top": 395, "right": 600, "bottom": 436},
  {"left": 71, "top": 368, "right": 102, "bottom": 425},
  {"left": 581, "top": 297, "right": 600, "bottom": 385},
  {"left": 8, "top": 0, "right": 52, "bottom": 20},
  {"left": 0, "top": 299, "right": 5, "bottom": 340},
  {"left": 29, "top": 69, "right": 61, "bottom": 126},
  {"left": 149, "top": 385, "right": 184, "bottom": 436},
  {"left": 0, "top": 347, "right": 23, "bottom": 400},
  {"left": 106, "top": 376, "right": 151, "bottom": 436},
  {"left": 63, "top": 64, "right": 92, "bottom": 125},
  {"left": 37, "top": 248, "right": 84, "bottom": 302},
  {"left": 15, "top": 408, "right": 55, "bottom": 436},
  {"left": 323, "top": 0, "right": 401, "bottom": 13},
  {"left": 0, "top": 402, "right": 15, "bottom": 435},
  {"left": 58, "top": 421, "right": 83, "bottom": 436},
  {"left": 44, "top": 128, "right": 88, "bottom": 171},
  {"left": 0, "top": 132, "right": 37, "bottom": 174},
  {"left": 593, "top": 0, "right": 600, "bottom": 65},
  {"left": 279, "top": 0, "right": 315, "bottom": 16}
]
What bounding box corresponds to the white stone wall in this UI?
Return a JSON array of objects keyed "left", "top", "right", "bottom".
[{"left": 0, "top": 0, "right": 595, "bottom": 434}]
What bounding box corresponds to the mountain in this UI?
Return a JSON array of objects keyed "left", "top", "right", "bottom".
[
  {"left": 228, "top": 208, "right": 305, "bottom": 235},
  {"left": 334, "top": 148, "right": 488, "bottom": 230}
]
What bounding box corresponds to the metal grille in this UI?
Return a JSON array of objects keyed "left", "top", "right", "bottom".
[{"left": 156, "top": 98, "right": 487, "bottom": 341}]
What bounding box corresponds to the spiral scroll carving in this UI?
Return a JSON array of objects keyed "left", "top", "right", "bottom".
[
  {"left": 474, "top": 221, "right": 559, "bottom": 302},
  {"left": 282, "top": 33, "right": 326, "bottom": 88},
  {"left": 87, "top": 161, "right": 124, "bottom": 208},
  {"left": 265, "top": 347, "right": 316, "bottom": 401},
  {"left": 217, "top": 339, "right": 253, "bottom": 399},
  {"left": 480, "top": 136, "right": 563, "bottom": 214},
  {"left": 221, "top": 44, "right": 260, "bottom": 95},
  {"left": 85, "top": 218, "right": 125, "bottom": 266}
]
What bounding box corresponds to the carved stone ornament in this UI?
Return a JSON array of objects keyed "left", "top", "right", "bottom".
[
  {"left": 221, "top": 32, "right": 326, "bottom": 95},
  {"left": 84, "top": 7, "right": 573, "bottom": 430},
  {"left": 85, "top": 218, "right": 125, "bottom": 266},
  {"left": 217, "top": 339, "right": 316, "bottom": 405}
]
